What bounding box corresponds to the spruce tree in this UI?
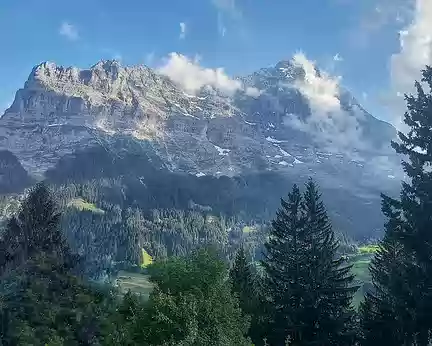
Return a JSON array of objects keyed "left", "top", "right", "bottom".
[
  {"left": 261, "top": 184, "right": 304, "bottom": 345},
  {"left": 360, "top": 195, "right": 415, "bottom": 346},
  {"left": 262, "top": 181, "right": 357, "bottom": 346},
  {"left": 360, "top": 66, "right": 432, "bottom": 345},
  {"left": 301, "top": 179, "right": 357, "bottom": 345},
  {"left": 230, "top": 245, "right": 254, "bottom": 313},
  {"left": 0, "top": 182, "right": 73, "bottom": 274},
  {"left": 230, "top": 245, "right": 266, "bottom": 345}
]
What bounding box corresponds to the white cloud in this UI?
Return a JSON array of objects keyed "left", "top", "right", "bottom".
[
  {"left": 285, "top": 53, "right": 365, "bottom": 151},
  {"left": 179, "top": 22, "right": 187, "bottom": 40},
  {"left": 217, "top": 12, "right": 227, "bottom": 37},
  {"left": 245, "top": 87, "right": 262, "bottom": 97},
  {"left": 211, "top": 0, "right": 241, "bottom": 18},
  {"left": 333, "top": 53, "right": 343, "bottom": 62},
  {"left": 292, "top": 53, "right": 342, "bottom": 114},
  {"left": 59, "top": 21, "right": 79, "bottom": 41},
  {"left": 388, "top": 0, "right": 432, "bottom": 129},
  {"left": 157, "top": 52, "right": 260, "bottom": 97},
  {"left": 211, "top": 0, "right": 242, "bottom": 37}
]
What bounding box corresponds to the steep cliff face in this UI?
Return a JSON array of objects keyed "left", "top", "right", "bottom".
[
  {"left": 0, "top": 58, "right": 399, "bottom": 177},
  {"left": 0, "top": 60, "right": 251, "bottom": 175},
  {"left": 0, "top": 58, "right": 402, "bottom": 237}
]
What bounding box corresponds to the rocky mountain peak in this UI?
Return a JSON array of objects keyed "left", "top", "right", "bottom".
[{"left": 0, "top": 57, "right": 399, "bottom": 182}]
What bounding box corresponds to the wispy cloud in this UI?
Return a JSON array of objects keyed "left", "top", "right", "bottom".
[
  {"left": 179, "top": 22, "right": 187, "bottom": 40},
  {"left": 157, "top": 52, "right": 260, "bottom": 97},
  {"left": 211, "top": 0, "right": 241, "bottom": 18},
  {"left": 386, "top": 0, "right": 432, "bottom": 130},
  {"left": 211, "top": 0, "right": 242, "bottom": 37},
  {"left": 217, "top": 13, "right": 227, "bottom": 37},
  {"left": 59, "top": 21, "right": 79, "bottom": 41},
  {"left": 345, "top": 0, "right": 413, "bottom": 49},
  {"left": 333, "top": 53, "right": 343, "bottom": 62}
]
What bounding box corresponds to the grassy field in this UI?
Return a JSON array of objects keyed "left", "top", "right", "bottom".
[
  {"left": 349, "top": 246, "right": 378, "bottom": 308},
  {"left": 114, "top": 270, "right": 154, "bottom": 300},
  {"left": 242, "top": 226, "right": 257, "bottom": 233},
  {"left": 358, "top": 244, "right": 380, "bottom": 254},
  {"left": 113, "top": 244, "right": 378, "bottom": 308},
  {"left": 67, "top": 198, "right": 105, "bottom": 214}
]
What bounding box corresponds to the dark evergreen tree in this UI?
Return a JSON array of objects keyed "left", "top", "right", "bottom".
[
  {"left": 361, "top": 66, "right": 432, "bottom": 345},
  {"left": 360, "top": 195, "right": 416, "bottom": 346},
  {"left": 0, "top": 182, "right": 74, "bottom": 275},
  {"left": 300, "top": 179, "right": 358, "bottom": 345},
  {"left": 229, "top": 245, "right": 266, "bottom": 345},
  {"left": 261, "top": 184, "right": 304, "bottom": 345},
  {"left": 262, "top": 181, "right": 357, "bottom": 346},
  {"left": 230, "top": 245, "right": 253, "bottom": 311}
]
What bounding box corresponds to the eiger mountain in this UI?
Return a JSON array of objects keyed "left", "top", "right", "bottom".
[{"left": 0, "top": 58, "right": 402, "bottom": 239}]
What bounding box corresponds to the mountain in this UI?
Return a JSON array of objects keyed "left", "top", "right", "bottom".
[{"left": 0, "top": 58, "right": 402, "bottom": 239}]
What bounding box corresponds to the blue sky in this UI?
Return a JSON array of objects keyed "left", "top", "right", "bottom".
[{"left": 0, "top": 0, "right": 429, "bottom": 126}]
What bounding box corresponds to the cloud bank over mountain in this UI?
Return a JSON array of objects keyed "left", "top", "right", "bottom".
[{"left": 157, "top": 53, "right": 260, "bottom": 97}]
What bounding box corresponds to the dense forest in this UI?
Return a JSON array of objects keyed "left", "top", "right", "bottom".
[{"left": 0, "top": 66, "right": 432, "bottom": 345}]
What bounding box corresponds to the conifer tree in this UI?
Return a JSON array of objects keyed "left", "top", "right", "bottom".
[
  {"left": 0, "top": 182, "right": 74, "bottom": 274},
  {"left": 230, "top": 245, "right": 266, "bottom": 345},
  {"left": 360, "top": 66, "right": 432, "bottom": 345},
  {"left": 261, "top": 184, "right": 304, "bottom": 345},
  {"left": 262, "top": 181, "right": 357, "bottom": 346},
  {"left": 230, "top": 245, "right": 254, "bottom": 313},
  {"left": 301, "top": 179, "right": 357, "bottom": 345},
  {"left": 360, "top": 195, "right": 416, "bottom": 346}
]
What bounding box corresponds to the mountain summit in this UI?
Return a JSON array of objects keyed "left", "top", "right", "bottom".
[{"left": 0, "top": 57, "right": 402, "bottom": 237}]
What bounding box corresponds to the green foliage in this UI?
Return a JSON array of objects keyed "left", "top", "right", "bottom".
[
  {"left": 230, "top": 246, "right": 268, "bottom": 345},
  {"left": 262, "top": 180, "right": 358, "bottom": 346},
  {"left": 360, "top": 66, "right": 432, "bottom": 345},
  {"left": 0, "top": 182, "right": 75, "bottom": 275},
  {"left": 67, "top": 197, "right": 105, "bottom": 214},
  {"left": 358, "top": 245, "right": 379, "bottom": 254},
  {"left": 0, "top": 256, "right": 117, "bottom": 345},
  {"left": 111, "top": 248, "right": 252, "bottom": 345},
  {"left": 0, "top": 182, "right": 117, "bottom": 345}
]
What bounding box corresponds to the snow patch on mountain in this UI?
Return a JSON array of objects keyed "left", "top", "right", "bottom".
[
  {"left": 213, "top": 144, "right": 230, "bottom": 156},
  {"left": 266, "top": 136, "right": 285, "bottom": 143}
]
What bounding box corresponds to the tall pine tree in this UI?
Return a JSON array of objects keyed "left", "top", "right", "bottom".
[
  {"left": 261, "top": 184, "right": 304, "bottom": 345},
  {"left": 361, "top": 66, "right": 432, "bottom": 345},
  {"left": 360, "top": 195, "right": 416, "bottom": 346},
  {"left": 230, "top": 245, "right": 254, "bottom": 314},
  {"left": 301, "top": 179, "right": 357, "bottom": 345},
  {"left": 262, "top": 180, "right": 357, "bottom": 346},
  {"left": 230, "top": 245, "right": 267, "bottom": 345},
  {"left": 0, "top": 182, "right": 74, "bottom": 274}
]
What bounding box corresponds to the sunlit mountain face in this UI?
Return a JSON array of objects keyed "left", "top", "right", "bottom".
[{"left": 0, "top": 54, "right": 401, "bottom": 239}]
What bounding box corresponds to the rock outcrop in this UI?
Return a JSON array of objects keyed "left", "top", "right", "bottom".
[{"left": 0, "top": 58, "right": 403, "bottom": 236}]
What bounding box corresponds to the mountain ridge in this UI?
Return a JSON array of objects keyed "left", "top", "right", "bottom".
[{"left": 0, "top": 57, "right": 402, "bottom": 238}]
